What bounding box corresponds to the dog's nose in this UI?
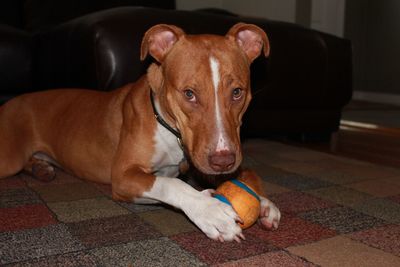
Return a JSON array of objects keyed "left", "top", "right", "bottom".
[{"left": 208, "top": 152, "right": 236, "bottom": 172}]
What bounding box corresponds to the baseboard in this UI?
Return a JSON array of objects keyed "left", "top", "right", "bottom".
[{"left": 353, "top": 91, "right": 400, "bottom": 106}]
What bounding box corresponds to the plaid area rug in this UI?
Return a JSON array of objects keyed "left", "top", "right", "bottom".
[{"left": 1, "top": 139, "right": 400, "bottom": 266}]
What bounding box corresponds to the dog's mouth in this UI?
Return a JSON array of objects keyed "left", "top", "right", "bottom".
[{"left": 183, "top": 156, "right": 241, "bottom": 188}]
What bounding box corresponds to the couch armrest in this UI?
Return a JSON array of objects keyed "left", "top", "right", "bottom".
[
  {"left": 320, "top": 31, "right": 353, "bottom": 108},
  {"left": 239, "top": 16, "right": 352, "bottom": 110}
]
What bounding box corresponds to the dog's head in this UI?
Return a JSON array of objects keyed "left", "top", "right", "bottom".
[{"left": 141, "top": 23, "right": 269, "bottom": 175}]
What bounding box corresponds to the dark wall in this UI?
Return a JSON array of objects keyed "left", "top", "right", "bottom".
[{"left": 345, "top": 0, "right": 400, "bottom": 96}]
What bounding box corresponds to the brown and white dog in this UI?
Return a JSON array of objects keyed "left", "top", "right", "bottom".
[{"left": 0, "top": 23, "right": 280, "bottom": 242}]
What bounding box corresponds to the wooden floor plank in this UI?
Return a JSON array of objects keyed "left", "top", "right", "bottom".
[{"left": 283, "top": 120, "right": 400, "bottom": 168}]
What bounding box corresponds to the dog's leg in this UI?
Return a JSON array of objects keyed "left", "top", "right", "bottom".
[
  {"left": 0, "top": 106, "right": 31, "bottom": 178},
  {"left": 112, "top": 167, "right": 244, "bottom": 242},
  {"left": 0, "top": 146, "right": 26, "bottom": 179},
  {"left": 239, "top": 169, "right": 281, "bottom": 230},
  {"left": 23, "top": 155, "right": 56, "bottom": 182}
]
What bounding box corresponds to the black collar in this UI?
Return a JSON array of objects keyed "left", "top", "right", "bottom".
[{"left": 150, "top": 90, "right": 182, "bottom": 140}]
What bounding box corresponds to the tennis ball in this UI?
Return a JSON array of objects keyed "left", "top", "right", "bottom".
[{"left": 214, "top": 179, "right": 261, "bottom": 229}]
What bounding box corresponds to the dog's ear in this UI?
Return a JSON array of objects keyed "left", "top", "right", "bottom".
[
  {"left": 226, "top": 23, "right": 270, "bottom": 62},
  {"left": 141, "top": 24, "right": 185, "bottom": 62}
]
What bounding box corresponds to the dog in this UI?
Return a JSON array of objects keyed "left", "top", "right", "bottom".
[{"left": 0, "top": 23, "right": 280, "bottom": 242}]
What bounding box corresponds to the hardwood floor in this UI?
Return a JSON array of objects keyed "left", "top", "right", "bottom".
[
  {"left": 286, "top": 123, "right": 400, "bottom": 168},
  {"left": 284, "top": 101, "right": 400, "bottom": 168},
  {"left": 333, "top": 121, "right": 400, "bottom": 167}
]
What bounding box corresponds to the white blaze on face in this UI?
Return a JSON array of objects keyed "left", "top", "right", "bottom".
[{"left": 210, "top": 56, "right": 229, "bottom": 153}]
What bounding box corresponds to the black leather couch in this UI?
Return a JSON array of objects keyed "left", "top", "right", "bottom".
[{"left": 0, "top": 0, "right": 352, "bottom": 141}]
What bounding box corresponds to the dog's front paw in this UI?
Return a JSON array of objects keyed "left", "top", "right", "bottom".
[
  {"left": 258, "top": 196, "right": 281, "bottom": 230},
  {"left": 183, "top": 192, "right": 244, "bottom": 242}
]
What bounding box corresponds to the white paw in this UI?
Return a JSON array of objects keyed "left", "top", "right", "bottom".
[
  {"left": 258, "top": 196, "right": 281, "bottom": 230},
  {"left": 182, "top": 190, "right": 244, "bottom": 242}
]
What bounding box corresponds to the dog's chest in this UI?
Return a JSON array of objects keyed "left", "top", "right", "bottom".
[{"left": 151, "top": 124, "right": 184, "bottom": 177}]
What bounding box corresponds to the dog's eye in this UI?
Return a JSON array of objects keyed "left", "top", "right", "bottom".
[
  {"left": 184, "top": 89, "right": 196, "bottom": 102},
  {"left": 232, "top": 88, "right": 243, "bottom": 101}
]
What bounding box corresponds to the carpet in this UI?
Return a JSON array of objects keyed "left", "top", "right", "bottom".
[{"left": 1, "top": 139, "right": 400, "bottom": 266}]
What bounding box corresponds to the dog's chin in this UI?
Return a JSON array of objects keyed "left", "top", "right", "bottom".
[
  {"left": 197, "top": 166, "right": 236, "bottom": 176},
  {"left": 186, "top": 160, "right": 241, "bottom": 188},
  {"left": 203, "top": 170, "right": 241, "bottom": 187}
]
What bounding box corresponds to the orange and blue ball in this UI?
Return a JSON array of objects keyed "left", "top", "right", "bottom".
[{"left": 214, "top": 179, "right": 261, "bottom": 229}]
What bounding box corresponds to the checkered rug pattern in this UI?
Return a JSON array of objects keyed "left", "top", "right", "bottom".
[{"left": 1, "top": 140, "right": 400, "bottom": 266}]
